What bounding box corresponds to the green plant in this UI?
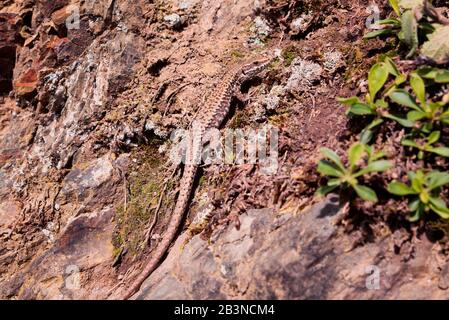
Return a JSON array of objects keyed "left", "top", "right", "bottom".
[
  {"left": 389, "top": 71, "right": 449, "bottom": 129},
  {"left": 388, "top": 170, "right": 449, "bottom": 220},
  {"left": 417, "top": 66, "right": 449, "bottom": 84},
  {"left": 317, "top": 143, "right": 393, "bottom": 202},
  {"left": 339, "top": 59, "right": 412, "bottom": 142},
  {"left": 402, "top": 131, "right": 449, "bottom": 159},
  {"left": 364, "top": 0, "right": 437, "bottom": 58}
]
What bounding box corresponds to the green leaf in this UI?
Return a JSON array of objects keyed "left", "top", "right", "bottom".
[
  {"left": 316, "top": 185, "right": 339, "bottom": 197},
  {"left": 370, "top": 151, "right": 387, "bottom": 162},
  {"left": 389, "top": 90, "right": 421, "bottom": 111},
  {"left": 389, "top": 0, "right": 401, "bottom": 15},
  {"left": 429, "top": 147, "right": 449, "bottom": 158},
  {"left": 378, "top": 18, "right": 401, "bottom": 26},
  {"left": 394, "top": 74, "right": 407, "bottom": 85},
  {"left": 407, "top": 110, "right": 427, "bottom": 121},
  {"left": 409, "top": 197, "right": 420, "bottom": 211},
  {"left": 429, "top": 199, "right": 449, "bottom": 219},
  {"left": 402, "top": 139, "right": 419, "bottom": 148},
  {"left": 348, "top": 143, "right": 365, "bottom": 169},
  {"left": 411, "top": 177, "right": 424, "bottom": 193},
  {"left": 360, "top": 129, "right": 374, "bottom": 145},
  {"left": 435, "top": 70, "right": 449, "bottom": 83},
  {"left": 408, "top": 200, "right": 424, "bottom": 222},
  {"left": 320, "top": 148, "right": 345, "bottom": 171},
  {"left": 383, "top": 113, "right": 415, "bottom": 127},
  {"left": 412, "top": 170, "right": 425, "bottom": 183},
  {"left": 430, "top": 101, "right": 444, "bottom": 113},
  {"left": 348, "top": 103, "right": 376, "bottom": 115},
  {"left": 337, "top": 96, "right": 360, "bottom": 105},
  {"left": 388, "top": 181, "right": 417, "bottom": 195},
  {"left": 356, "top": 160, "right": 393, "bottom": 177},
  {"left": 383, "top": 56, "right": 400, "bottom": 76},
  {"left": 419, "top": 190, "right": 430, "bottom": 204},
  {"left": 364, "top": 29, "right": 397, "bottom": 39},
  {"left": 353, "top": 185, "right": 378, "bottom": 202},
  {"left": 327, "top": 178, "right": 342, "bottom": 186},
  {"left": 366, "top": 118, "right": 384, "bottom": 130},
  {"left": 427, "top": 131, "right": 440, "bottom": 144},
  {"left": 421, "top": 25, "right": 449, "bottom": 64},
  {"left": 410, "top": 73, "right": 426, "bottom": 104},
  {"left": 368, "top": 63, "right": 389, "bottom": 99},
  {"left": 317, "top": 160, "right": 344, "bottom": 177},
  {"left": 400, "top": 10, "right": 419, "bottom": 58},
  {"left": 374, "top": 99, "right": 388, "bottom": 109},
  {"left": 426, "top": 171, "right": 449, "bottom": 190},
  {"left": 416, "top": 67, "right": 439, "bottom": 79}
]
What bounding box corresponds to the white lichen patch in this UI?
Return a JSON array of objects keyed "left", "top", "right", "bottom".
[
  {"left": 323, "top": 50, "right": 343, "bottom": 74},
  {"left": 290, "top": 13, "right": 314, "bottom": 34},
  {"left": 264, "top": 85, "right": 285, "bottom": 111},
  {"left": 247, "top": 17, "right": 271, "bottom": 47},
  {"left": 285, "top": 58, "right": 322, "bottom": 91}
]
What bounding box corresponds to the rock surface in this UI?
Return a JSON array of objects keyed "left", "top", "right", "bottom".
[
  {"left": 0, "top": 0, "right": 448, "bottom": 300},
  {"left": 135, "top": 197, "right": 449, "bottom": 300}
]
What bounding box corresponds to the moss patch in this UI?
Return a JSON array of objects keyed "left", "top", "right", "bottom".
[{"left": 113, "top": 141, "right": 176, "bottom": 256}]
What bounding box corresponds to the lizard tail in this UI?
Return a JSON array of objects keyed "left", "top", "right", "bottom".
[{"left": 119, "top": 165, "right": 198, "bottom": 300}]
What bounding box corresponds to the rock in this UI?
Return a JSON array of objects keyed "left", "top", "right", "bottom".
[
  {"left": 61, "top": 156, "right": 114, "bottom": 197},
  {"left": 0, "top": 0, "right": 447, "bottom": 302},
  {"left": 0, "top": 200, "right": 21, "bottom": 231},
  {"left": 164, "top": 14, "right": 183, "bottom": 29},
  {"left": 50, "top": 5, "right": 75, "bottom": 26},
  {"left": 439, "top": 262, "right": 449, "bottom": 290},
  {"left": 178, "top": 0, "right": 198, "bottom": 10},
  {"left": 135, "top": 197, "right": 449, "bottom": 299},
  {"left": 252, "top": 16, "right": 271, "bottom": 38},
  {"left": 0, "top": 13, "right": 21, "bottom": 95},
  {"left": 14, "top": 68, "right": 38, "bottom": 96},
  {"left": 1, "top": 206, "right": 116, "bottom": 299}
]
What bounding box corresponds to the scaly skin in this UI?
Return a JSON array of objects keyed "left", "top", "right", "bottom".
[{"left": 120, "top": 57, "right": 273, "bottom": 300}]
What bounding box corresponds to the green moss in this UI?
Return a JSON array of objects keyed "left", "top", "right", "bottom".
[
  {"left": 229, "top": 110, "right": 249, "bottom": 129},
  {"left": 112, "top": 140, "right": 176, "bottom": 256},
  {"left": 282, "top": 50, "right": 296, "bottom": 67},
  {"left": 343, "top": 46, "right": 365, "bottom": 81},
  {"left": 112, "top": 246, "right": 122, "bottom": 259},
  {"left": 199, "top": 175, "right": 206, "bottom": 186},
  {"left": 231, "top": 50, "right": 245, "bottom": 60}
]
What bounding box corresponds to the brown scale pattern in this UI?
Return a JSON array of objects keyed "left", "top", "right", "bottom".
[{"left": 119, "top": 57, "right": 272, "bottom": 300}]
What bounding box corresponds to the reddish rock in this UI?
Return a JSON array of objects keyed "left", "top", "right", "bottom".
[
  {"left": 0, "top": 13, "right": 22, "bottom": 95},
  {"left": 13, "top": 68, "right": 38, "bottom": 96},
  {"left": 33, "top": 0, "right": 69, "bottom": 26},
  {"left": 0, "top": 200, "right": 21, "bottom": 230},
  {"left": 50, "top": 5, "right": 74, "bottom": 26}
]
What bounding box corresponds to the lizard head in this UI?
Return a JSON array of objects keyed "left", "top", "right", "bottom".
[{"left": 240, "top": 56, "right": 274, "bottom": 80}]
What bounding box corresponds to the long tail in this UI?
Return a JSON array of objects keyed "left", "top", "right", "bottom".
[{"left": 120, "top": 165, "right": 198, "bottom": 300}]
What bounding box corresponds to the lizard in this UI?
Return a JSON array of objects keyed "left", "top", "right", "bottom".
[{"left": 119, "top": 55, "right": 274, "bottom": 300}]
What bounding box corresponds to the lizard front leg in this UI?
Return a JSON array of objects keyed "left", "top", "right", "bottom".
[{"left": 234, "top": 91, "right": 250, "bottom": 105}]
